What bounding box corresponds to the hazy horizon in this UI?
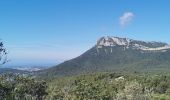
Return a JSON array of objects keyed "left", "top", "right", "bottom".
[{"left": 1, "top": 0, "right": 170, "bottom": 67}]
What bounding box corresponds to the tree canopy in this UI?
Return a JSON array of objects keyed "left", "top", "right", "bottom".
[{"left": 0, "top": 41, "right": 8, "bottom": 65}]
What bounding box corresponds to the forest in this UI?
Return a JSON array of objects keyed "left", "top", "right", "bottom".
[{"left": 1, "top": 72, "right": 170, "bottom": 100}]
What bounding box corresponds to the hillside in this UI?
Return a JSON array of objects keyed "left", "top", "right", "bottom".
[
  {"left": 0, "top": 68, "right": 30, "bottom": 74},
  {"left": 39, "top": 36, "right": 170, "bottom": 77}
]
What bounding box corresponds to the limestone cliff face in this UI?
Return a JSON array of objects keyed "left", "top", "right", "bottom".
[{"left": 96, "top": 36, "right": 170, "bottom": 52}]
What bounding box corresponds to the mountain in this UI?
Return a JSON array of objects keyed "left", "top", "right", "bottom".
[
  {"left": 0, "top": 68, "right": 30, "bottom": 74},
  {"left": 39, "top": 36, "right": 170, "bottom": 77}
]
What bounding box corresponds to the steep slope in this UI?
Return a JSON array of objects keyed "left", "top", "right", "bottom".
[{"left": 39, "top": 36, "right": 170, "bottom": 77}]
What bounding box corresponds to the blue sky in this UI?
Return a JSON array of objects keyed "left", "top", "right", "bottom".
[{"left": 0, "top": 0, "right": 170, "bottom": 67}]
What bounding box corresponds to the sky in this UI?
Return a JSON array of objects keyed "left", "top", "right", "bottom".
[{"left": 0, "top": 0, "right": 170, "bottom": 67}]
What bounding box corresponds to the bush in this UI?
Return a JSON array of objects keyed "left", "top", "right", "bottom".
[{"left": 0, "top": 74, "right": 48, "bottom": 100}]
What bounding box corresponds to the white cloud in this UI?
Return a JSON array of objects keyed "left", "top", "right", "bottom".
[{"left": 120, "top": 12, "right": 134, "bottom": 27}]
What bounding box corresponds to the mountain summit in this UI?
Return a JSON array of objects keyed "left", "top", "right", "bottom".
[
  {"left": 96, "top": 36, "right": 170, "bottom": 52},
  {"left": 39, "top": 36, "right": 170, "bottom": 77},
  {"left": 97, "top": 36, "right": 131, "bottom": 47}
]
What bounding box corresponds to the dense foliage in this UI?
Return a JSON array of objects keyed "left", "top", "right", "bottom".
[
  {"left": 0, "top": 74, "right": 48, "bottom": 100},
  {"left": 0, "top": 41, "right": 8, "bottom": 65},
  {"left": 46, "top": 72, "right": 170, "bottom": 100},
  {"left": 2, "top": 72, "right": 170, "bottom": 100}
]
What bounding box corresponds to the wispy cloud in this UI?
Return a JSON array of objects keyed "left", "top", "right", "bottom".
[{"left": 119, "top": 12, "right": 134, "bottom": 28}]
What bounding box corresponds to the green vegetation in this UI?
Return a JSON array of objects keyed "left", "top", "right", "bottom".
[
  {"left": 39, "top": 45, "right": 170, "bottom": 77},
  {"left": 45, "top": 72, "right": 170, "bottom": 100},
  {"left": 0, "top": 73, "right": 48, "bottom": 100},
  {"left": 2, "top": 72, "right": 170, "bottom": 100}
]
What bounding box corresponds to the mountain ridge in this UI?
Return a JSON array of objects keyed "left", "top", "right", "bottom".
[
  {"left": 96, "top": 36, "right": 169, "bottom": 52},
  {"left": 38, "top": 36, "right": 170, "bottom": 77}
]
